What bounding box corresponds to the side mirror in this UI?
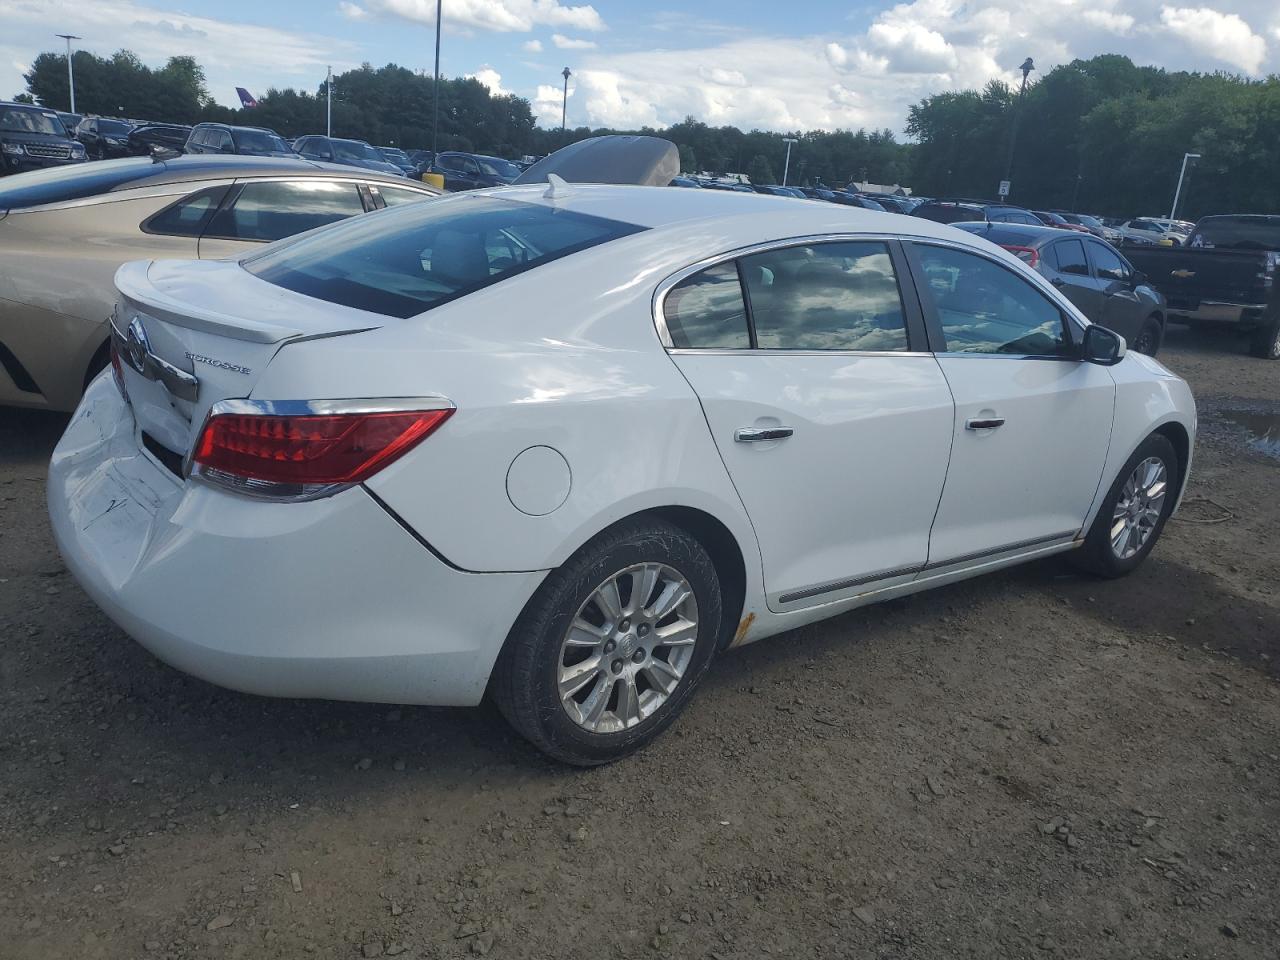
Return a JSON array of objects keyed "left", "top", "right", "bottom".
[{"left": 1081, "top": 325, "right": 1126, "bottom": 365}]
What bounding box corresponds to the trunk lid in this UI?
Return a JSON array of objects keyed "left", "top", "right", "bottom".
[{"left": 113, "top": 257, "right": 380, "bottom": 457}]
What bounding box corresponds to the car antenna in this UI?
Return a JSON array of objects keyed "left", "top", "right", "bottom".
[{"left": 543, "top": 173, "right": 573, "bottom": 201}]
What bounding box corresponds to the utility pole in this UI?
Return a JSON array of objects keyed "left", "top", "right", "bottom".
[
  {"left": 561, "top": 67, "right": 572, "bottom": 131},
  {"left": 1001, "top": 57, "right": 1035, "bottom": 199},
  {"left": 326, "top": 65, "right": 332, "bottom": 137},
  {"left": 431, "top": 0, "right": 442, "bottom": 154},
  {"left": 56, "top": 34, "right": 81, "bottom": 113},
  {"left": 1168, "top": 152, "right": 1200, "bottom": 224},
  {"left": 781, "top": 137, "right": 798, "bottom": 186},
  {"left": 1071, "top": 173, "right": 1082, "bottom": 211}
]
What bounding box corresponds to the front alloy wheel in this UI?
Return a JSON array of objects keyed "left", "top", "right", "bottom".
[
  {"left": 1109, "top": 457, "right": 1167, "bottom": 559},
  {"left": 492, "top": 518, "right": 722, "bottom": 765}
]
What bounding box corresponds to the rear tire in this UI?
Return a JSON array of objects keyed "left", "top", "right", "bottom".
[
  {"left": 1248, "top": 313, "right": 1280, "bottom": 360},
  {"left": 1131, "top": 316, "right": 1163, "bottom": 356},
  {"left": 1071, "top": 434, "right": 1178, "bottom": 578},
  {"left": 491, "top": 517, "right": 722, "bottom": 766}
]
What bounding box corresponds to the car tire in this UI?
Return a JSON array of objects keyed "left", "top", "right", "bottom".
[
  {"left": 1247, "top": 313, "right": 1280, "bottom": 360},
  {"left": 1071, "top": 433, "right": 1178, "bottom": 579},
  {"left": 491, "top": 517, "right": 722, "bottom": 766},
  {"left": 1132, "top": 316, "right": 1163, "bottom": 356}
]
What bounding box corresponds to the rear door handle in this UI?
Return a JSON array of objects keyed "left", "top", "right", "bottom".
[
  {"left": 965, "top": 417, "right": 1005, "bottom": 430},
  {"left": 735, "top": 426, "right": 794, "bottom": 442}
]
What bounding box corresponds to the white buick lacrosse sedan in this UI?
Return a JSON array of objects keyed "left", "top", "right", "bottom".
[{"left": 49, "top": 183, "right": 1195, "bottom": 764}]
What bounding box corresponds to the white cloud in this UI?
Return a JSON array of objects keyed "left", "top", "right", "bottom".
[
  {"left": 533, "top": 81, "right": 572, "bottom": 126},
  {"left": 522, "top": 39, "right": 544, "bottom": 52},
  {"left": 866, "top": 20, "right": 958, "bottom": 73},
  {"left": 1158, "top": 6, "right": 1267, "bottom": 73},
  {"left": 466, "top": 65, "right": 508, "bottom": 95},
  {"left": 1081, "top": 9, "right": 1135, "bottom": 32},
  {"left": 338, "top": 1, "right": 368, "bottom": 19},
  {"left": 363, "top": 0, "right": 604, "bottom": 33},
  {"left": 551, "top": 33, "right": 597, "bottom": 49},
  {"left": 698, "top": 66, "right": 747, "bottom": 86}
]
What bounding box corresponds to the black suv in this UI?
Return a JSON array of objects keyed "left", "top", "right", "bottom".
[
  {"left": 0, "top": 101, "right": 87, "bottom": 174},
  {"left": 429, "top": 151, "right": 521, "bottom": 191},
  {"left": 73, "top": 116, "right": 136, "bottom": 160},
  {"left": 911, "top": 199, "right": 1042, "bottom": 225},
  {"left": 127, "top": 123, "right": 192, "bottom": 156},
  {"left": 185, "top": 123, "right": 297, "bottom": 157}
]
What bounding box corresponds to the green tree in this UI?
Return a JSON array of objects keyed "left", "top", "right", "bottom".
[{"left": 746, "top": 153, "right": 776, "bottom": 184}]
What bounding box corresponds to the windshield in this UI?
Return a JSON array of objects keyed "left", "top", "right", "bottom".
[
  {"left": 1074, "top": 215, "right": 1103, "bottom": 229},
  {"left": 0, "top": 107, "right": 66, "bottom": 137},
  {"left": 232, "top": 129, "right": 293, "bottom": 155},
  {"left": 332, "top": 140, "right": 382, "bottom": 163},
  {"left": 99, "top": 119, "right": 133, "bottom": 136},
  {"left": 0, "top": 157, "right": 158, "bottom": 210},
  {"left": 380, "top": 148, "right": 409, "bottom": 161},
  {"left": 476, "top": 157, "right": 520, "bottom": 180},
  {"left": 243, "top": 194, "right": 644, "bottom": 319},
  {"left": 1190, "top": 216, "right": 1280, "bottom": 251}
]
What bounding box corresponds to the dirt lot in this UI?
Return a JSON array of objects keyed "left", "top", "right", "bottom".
[{"left": 2, "top": 326, "right": 1277, "bottom": 960}]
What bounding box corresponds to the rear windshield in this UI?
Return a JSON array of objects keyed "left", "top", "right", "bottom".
[
  {"left": 476, "top": 157, "right": 520, "bottom": 180},
  {"left": 243, "top": 194, "right": 645, "bottom": 319},
  {"left": 1190, "top": 216, "right": 1280, "bottom": 251},
  {"left": 915, "top": 205, "right": 983, "bottom": 224},
  {"left": 232, "top": 129, "right": 293, "bottom": 155},
  {"left": 333, "top": 139, "right": 382, "bottom": 163},
  {"left": 0, "top": 157, "right": 158, "bottom": 210},
  {"left": 0, "top": 106, "right": 65, "bottom": 136}
]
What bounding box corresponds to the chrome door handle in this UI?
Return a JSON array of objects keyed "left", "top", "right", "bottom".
[
  {"left": 735, "top": 426, "right": 794, "bottom": 443},
  {"left": 965, "top": 417, "right": 1005, "bottom": 430}
]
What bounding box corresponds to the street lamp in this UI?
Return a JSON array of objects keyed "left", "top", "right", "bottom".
[
  {"left": 1071, "top": 173, "right": 1083, "bottom": 211},
  {"left": 561, "top": 67, "right": 572, "bottom": 132},
  {"left": 1168, "top": 152, "right": 1200, "bottom": 225},
  {"left": 326, "top": 65, "right": 332, "bottom": 137},
  {"left": 55, "top": 34, "right": 81, "bottom": 113},
  {"left": 431, "top": 0, "right": 442, "bottom": 154},
  {"left": 1000, "top": 56, "right": 1035, "bottom": 199},
  {"left": 781, "top": 137, "right": 798, "bottom": 186}
]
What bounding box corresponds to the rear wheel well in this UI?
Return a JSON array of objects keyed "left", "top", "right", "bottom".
[
  {"left": 647, "top": 506, "right": 747, "bottom": 650},
  {"left": 1153, "top": 421, "right": 1190, "bottom": 499}
]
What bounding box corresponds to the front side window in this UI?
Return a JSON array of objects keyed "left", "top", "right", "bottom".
[
  {"left": 244, "top": 195, "right": 644, "bottom": 319},
  {"left": 1089, "top": 242, "right": 1131, "bottom": 281},
  {"left": 914, "top": 244, "right": 1071, "bottom": 356},
  {"left": 207, "top": 180, "right": 365, "bottom": 243},
  {"left": 740, "top": 242, "right": 909, "bottom": 351},
  {"left": 231, "top": 130, "right": 291, "bottom": 155},
  {"left": 663, "top": 262, "right": 750, "bottom": 349}
]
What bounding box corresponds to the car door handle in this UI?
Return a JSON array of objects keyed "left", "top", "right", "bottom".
[
  {"left": 735, "top": 426, "right": 794, "bottom": 442},
  {"left": 965, "top": 417, "right": 1006, "bottom": 430}
]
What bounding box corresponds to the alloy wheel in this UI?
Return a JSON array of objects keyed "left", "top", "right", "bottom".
[
  {"left": 557, "top": 563, "right": 699, "bottom": 734},
  {"left": 1110, "top": 456, "right": 1168, "bottom": 559}
]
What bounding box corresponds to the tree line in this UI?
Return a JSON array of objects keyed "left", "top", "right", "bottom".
[{"left": 19, "top": 50, "right": 1280, "bottom": 218}]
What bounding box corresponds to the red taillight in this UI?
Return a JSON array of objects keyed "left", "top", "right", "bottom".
[
  {"left": 108, "top": 339, "right": 128, "bottom": 401},
  {"left": 193, "top": 408, "right": 452, "bottom": 490},
  {"left": 1001, "top": 245, "right": 1039, "bottom": 268}
]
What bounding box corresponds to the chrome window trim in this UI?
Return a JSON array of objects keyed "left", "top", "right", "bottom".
[
  {"left": 669, "top": 348, "right": 936, "bottom": 359},
  {"left": 652, "top": 232, "right": 920, "bottom": 353}
]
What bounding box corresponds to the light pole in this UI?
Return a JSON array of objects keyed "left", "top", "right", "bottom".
[
  {"left": 1001, "top": 57, "right": 1034, "bottom": 199},
  {"left": 561, "top": 67, "right": 572, "bottom": 132},
  {"left": 55, "top": 34, "right": 81, "bottom": 113},
  {"left": 326, "top": 65, "right": 332, "bottom": 137},
  {"left": 431, "top": 0, "right": 442, "bottom": 154},
  {"left": 1071, "top": 173, "right": 1082, "bottom": 211},
  {"left": 1168, "top": 152, "right": 1200, "bottom": 225},
  {"left": 781, "top": 137, "right": 798, "bottom": 186}
]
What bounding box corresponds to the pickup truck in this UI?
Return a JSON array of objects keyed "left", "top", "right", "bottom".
[{"left": 1123, "top": 214, "right": 1280, "bottom": 359}]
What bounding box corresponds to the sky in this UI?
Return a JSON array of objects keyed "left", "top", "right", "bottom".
[{"left": 3, "top": 0, "right": 1279, "bottom": 135}]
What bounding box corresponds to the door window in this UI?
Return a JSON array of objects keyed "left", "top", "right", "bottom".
[
  {"left": 663, "top": 263, "right": 750, "bottom": 349},
  {"left": 1089, "top": 242, "right": 1130, "bottom": 281},
  {"left": 206, "top": 180, "right": 365, "bottom": 243},
  {"left": 375, "top": 185, "right": 433, "bottom": 207},
  {"left": 438, "top": 154, "right": 464, "bottom": 171},
  {"left": 740, "top": 241, "right": 909, "bottom": 351},
  {"left": 914, "top": 244, "right": 1071, "bottom": 356},
  {"left": 1053, "top": 239, "right": 1089, "bottom": 276},
  {"left": 217, "top": 130, "right": 234, "bottom": 151}
]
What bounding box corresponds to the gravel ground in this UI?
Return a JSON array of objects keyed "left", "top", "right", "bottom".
[{"left": 2, "top": 325, "right": 1277, "bottom": 960}]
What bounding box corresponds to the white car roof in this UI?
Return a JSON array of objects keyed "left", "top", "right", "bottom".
[{"left": 465, "top": 182, "right": 971, "bottom": 245}]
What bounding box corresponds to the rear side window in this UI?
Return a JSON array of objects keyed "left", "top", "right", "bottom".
[
  {"left": 914, "top": 244, "right": 1071, "bottom": 356},
  {"left": 741, "top": 241, "right": 908, "bottom": 351},
  {"left": 1089, "top": 242, "right": 1131, "bottom": 281},
  {"left": 244, "top": 195, "right": 644, "bottom": 318},
  {"left": 1190, "top": 216, "right": 1280, "bottom": 250},
  {"left": 663, "top": 263, "right": 750, "bottom": 349},
  {"left": 207, "top": 180, "right": 365, "bottom": 243},
  {"left": 375, "top": 185, "right": 434, "bottom": 207},
  {"left": 1054, "top": 239, "right": 1089, "bottom": 275},
  {"left": 142, "top": 186, "right": 229, "bottom": 237}
]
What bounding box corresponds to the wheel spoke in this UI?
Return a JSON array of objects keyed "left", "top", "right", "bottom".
[
  {"left": 642, "top": 658, "right": 683, "bottom": 695},
  {"left": 565, "top": 618, "right": 607, "bottom": 648},
  {"left": 1110, "top": 517, "right": 1128, "bottom": 547},
  {"left": 578, "top": 674, "right": 614, "bottom": 729},
  {"left": 558, "top": 656, "right": 602, "bottom": 698},
  {"left": 655, "top": 620, "right": 698, "bottom": 647},
  {"left": 629, "top": 565, "right": 659, "bottom": 616},
  {"left": 594, "top": 578, "right": 624, "bottom": 622},
  {"left": 649, "top": 580, "right": 691, "bottom": 620},
  {"left": 614, "top": 676, "right": 642, "bottom": 726}
]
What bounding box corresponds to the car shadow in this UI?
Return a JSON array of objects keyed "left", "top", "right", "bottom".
[{"left": 0, "top": 407, "right": 68, "bottom": 467}]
